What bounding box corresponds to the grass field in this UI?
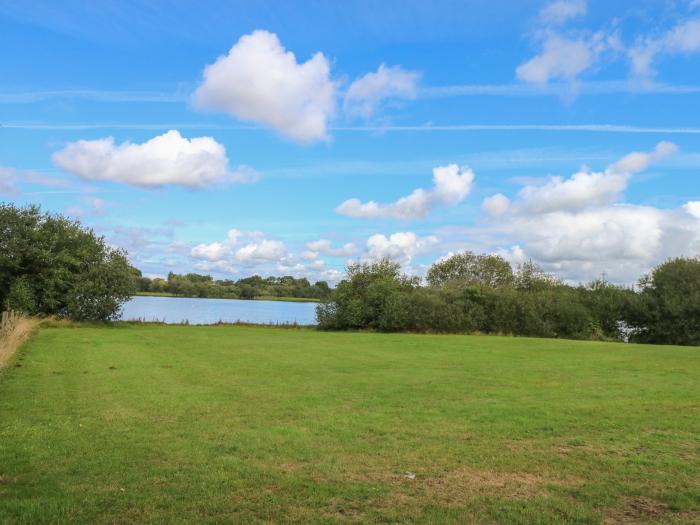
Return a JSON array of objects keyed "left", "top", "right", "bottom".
[{"left": 1, "top": 325, "right": 698, "bottom": 524}]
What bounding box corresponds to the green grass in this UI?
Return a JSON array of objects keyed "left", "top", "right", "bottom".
[{"left": 1, "top": 325, "right": 698, "bottom": 524}]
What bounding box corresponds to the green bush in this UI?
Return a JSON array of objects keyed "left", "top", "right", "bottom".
[
  {"left": 318, "top": 253, "right": 700, "bottom": 345},
  {"left": 0, "top": 203, "right": 136, "bottom": 320},
  {"left": 627, "top": 257, "right": 700, "bottom": 345}
]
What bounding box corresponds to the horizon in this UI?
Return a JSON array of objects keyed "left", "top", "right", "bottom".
[{"left": 2, "top": 0, "right": 700, "bottom": 286}]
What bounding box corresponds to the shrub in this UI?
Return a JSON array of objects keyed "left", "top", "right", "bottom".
[{"left": 0, "top": 203, "right": 136, "bottom": 321}]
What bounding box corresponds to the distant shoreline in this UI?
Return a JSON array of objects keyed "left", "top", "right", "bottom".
[{"left": 132, "top": 292, "right": 321, "bottom": 303}]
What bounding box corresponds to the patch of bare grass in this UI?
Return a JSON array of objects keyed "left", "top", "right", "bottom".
[{"left": 603, "top": 496, "right": 700, "bottom": 524}]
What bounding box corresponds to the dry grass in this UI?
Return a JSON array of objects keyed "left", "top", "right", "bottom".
[
  {"left": 603, "top": 496, "right": 700, "bottom": 524},
  {"left": 0, "top": 316, "right": 39, "bottom": 369}
]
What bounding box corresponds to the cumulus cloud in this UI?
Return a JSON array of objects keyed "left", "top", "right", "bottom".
[
  {"left": 365, "top": 232, "right": 438, "bottom": 265},
  {"left": 496, "top": 205, "right": 700, "bottom": 283},
  {"left": 53, "top": 130, "right": 254, "bottom": 188},
  {"left": 478, "top": 142, "right": 699, "bottom": 282},
  {"left": 187, "top": 229, "right": 347, "bottom": 282},
  {"left": 193, "top": 30, "right": 336, "bottom": 144},
  {"left": 190, "top": 228, "right": 286, "bottom": 267},
  {"left": 190, "top": 241, "right": 231, "bottom": 262},
  {"left": 685, "top": 201, "right": 700, "bottom": 219},
  {"left": 336, "top": 164, "right": 474, "bottom": 219},
  {"left": 235, "top": 240, "right": 286, "bottom": 263},
  {"left": 512, "top": 142, "right": 676, "bottom": 214},
  {"left": 482, "top": 193, "right": 511, "bottom": 216},
  {"left": 344, "top": 64, "right": 420, "bottom": 118},
  {"left": 608, "top": 140, "right": 678, "bottom": 173},
  {"left": 305, "top": 239, "right": 357, "bottom": 258}
]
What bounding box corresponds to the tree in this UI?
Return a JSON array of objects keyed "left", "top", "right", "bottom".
[
  {"left": 426, "top": 251, "right": 513, "bottom": 288},
  {"left": 581, "top": 278, "right": 636, "bottom": 340},
  {"left": 0, "top": 203, "right": 136, "bottom": 320},
  {"left": 513, "top": 260, "right": 559, "bottom": 291},
  {"left": 317, "top": 259, "right": 418, "bottom": 330},
  {"left": 629, "top": 257, "right": 700, "bottom": 346},
  {"left": 239, "top": 284, "right": 257, "bottom": 300}
]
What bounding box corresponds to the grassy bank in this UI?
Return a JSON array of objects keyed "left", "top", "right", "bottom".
[
  {"left": 254, "top": 295, "right": 320, "bottom": 303},
  {"left": 0, "top": 316, "right": 38, "bottom": 370},
  {"left": 133, "top": 292, "right": 320, "bottom": 302},
  {"left": 1, "top": 325, "right": 698, "bottom": 524}
]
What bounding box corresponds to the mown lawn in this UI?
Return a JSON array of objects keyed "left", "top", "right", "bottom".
[{"left": 0, "top": 324, "right": 698, "bottom": 524}]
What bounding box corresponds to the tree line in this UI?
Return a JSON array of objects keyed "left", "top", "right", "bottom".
[
  {"left": 1, "top": 204, "right": 331, "bottom": 321},
  {"left": 3, "top": 203, "right": 699, "bottom": 345},
  {"left": 317, "top": 253, "right": 700, "bottom": 346},
  {"left": 137, "top": 272, "right": 331, "bottom": 301}
]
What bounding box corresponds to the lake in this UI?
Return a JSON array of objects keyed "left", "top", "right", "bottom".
[{"left": 120, "top": 295, "right": 318, "bottom": 325}]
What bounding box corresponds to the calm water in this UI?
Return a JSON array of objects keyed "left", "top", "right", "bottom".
[{"left": 120, "top": 295, "right": 318, "bottom": 325}]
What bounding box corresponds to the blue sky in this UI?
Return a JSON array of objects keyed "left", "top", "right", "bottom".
[{"left": 2, "top": 0, "right": 700, "bottom": 284}]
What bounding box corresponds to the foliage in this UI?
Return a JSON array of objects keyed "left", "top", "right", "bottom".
[
  {"left": 0, "top": 203, "right": 136, "bottom": 320},
  {"left": 138, "top": 272, "right": 331, "bottom": 301},
  {"left": 627, "top": 257, "right": 700, "bottom": 345},
  {"left": 319, "top": 252, "right": 700, "bottom": 345},
  {"left": 316, "top": 259, "right": 417, "bottom": 330},
  {"left": 426, "top": 251, "right": 513, "bottom": 288}
]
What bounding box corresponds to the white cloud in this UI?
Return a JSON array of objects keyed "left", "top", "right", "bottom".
[
  {"left": 517, "top": 34, "right": 604, "bottom": 84},
  {"left": 517, "top": 1, "right": 667, "bottom": 87},
  {"left": 52, "top": 130, "right": 252, "bottom": 188},
  {"left": 336, "top": 164, "right": 474, "bottom": 219},
  {"left": 629, "top": 17, "right": 700, "bottom": 77},
  {"left": 191, "top": 241, "right": 231, "bottom": 262},
  {"left": 517, "top": 169, "right": 628, "bottom": 213},
  {"left": 608, "top": 140, "right": 678, "bottom": 173},
  {"left": 496, "top": 205, "right": 700, "bottom": 283},
  {"left": 344, "top": 64, "right": 420, "bottom": 118},
  {"left": 513, "top": 141, "right": 676, "bottom": 214},
  {"left": 235, "top": 240, "right": 286, "bottom": 263},
  {"left": 482, "top": 193, "right": 511, "bottom": 216},
  {"left": 188, "top": 230, "right": 346, "bottom": 282},
  {"left": 190, "top": 228, "right": 286, "bottom": 268},
  {"left": 477, "top": 142, "right": 699, "bottom": 282},
  {"left": 684, "top": 201, "right": 700, "bottom": 219},
  {"left": 193, "top": 30, "right": 336, "bottom": 144},
  {"left": 365, "top": 232, "right": 438, "bottom": 265},
  {"left": 305, "top": 239, "right": 357, "bottom": 257},
  {"left": 516, "top": 1, "right": 606, "bottom": 85},
  {"left": 275, "top": 258, "right": 344, "bottom": 283},
  {"left": 538, "top": 0, "right": 586, "bottom": 26}
]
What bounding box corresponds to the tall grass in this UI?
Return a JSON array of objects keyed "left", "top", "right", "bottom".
[{"left": 0, "top": 315, "right": 39, "bottom": 369}]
